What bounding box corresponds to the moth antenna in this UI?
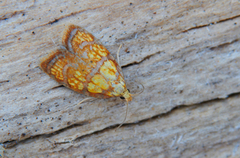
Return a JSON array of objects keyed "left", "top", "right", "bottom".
[
  {"left": 116, "top": 99, "right": 129, "bottom": 130},
  {"left": 77, "top": 97, "right": 96, "bottom": 106},
  {"left": 131, "top": 82, "right": 144, "bottom": 97},
  {"left": 117, "top": 44, "right": 122, "bottom": 66}
]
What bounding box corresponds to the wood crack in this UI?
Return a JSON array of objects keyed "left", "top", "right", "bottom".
[
  {"left": 1, "top": 121, "right": 89, "bottom": 148},
  {"left": 181, "top": 14, "right": 240, "bottom": 33},
  {"left": 33, "top": 92, "right": 240, "bottom": 146}
]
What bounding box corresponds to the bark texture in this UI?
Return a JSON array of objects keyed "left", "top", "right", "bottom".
[{"left": 1, "top": 0, "right": 240, "bottom": 157}]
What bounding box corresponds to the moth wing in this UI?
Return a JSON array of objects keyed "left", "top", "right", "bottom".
[
  {"left": 41, "top": 25, "right": 127, "bottom": 99},
  {"left": 40, "top": 49, "right": 89, "bottom": 95},
  {"left": 62, "top": 24, "right": 124, "bottom": 77},
  {"left": 40, "top": 49, "right": 70, "bottom": 85}
]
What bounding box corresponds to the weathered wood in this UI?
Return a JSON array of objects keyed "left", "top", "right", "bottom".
[{"left": 1, "top": 0, "right": 240, "bottom": 157}]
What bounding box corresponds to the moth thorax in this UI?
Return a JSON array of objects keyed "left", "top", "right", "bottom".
[{"left": 122, "top": 89, "right": 132, "bottom": 102}]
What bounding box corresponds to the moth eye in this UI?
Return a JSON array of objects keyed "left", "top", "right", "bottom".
[
  {"left": 120, "top": 96, "right": 125, "bottom": 99},
  {"left": 127, "top": 89, "right": 130, "bottom": 92}
]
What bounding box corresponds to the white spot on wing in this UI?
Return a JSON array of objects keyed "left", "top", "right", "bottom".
[{"left": 82, "top": 51, "right": 88, "bottom": 59}]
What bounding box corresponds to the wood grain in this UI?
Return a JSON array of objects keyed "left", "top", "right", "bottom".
[{"left": 1, "top": 0, "right": 240, "bottom": 157}]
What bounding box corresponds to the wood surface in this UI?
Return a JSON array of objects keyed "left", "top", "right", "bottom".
[{"left": 1, "top": 0, "right": 240, "bottom": 157}]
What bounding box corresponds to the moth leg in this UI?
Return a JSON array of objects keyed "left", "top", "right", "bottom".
[
  {"left": 77, "top": 97, "right": 97, "bottom": 106},
  {"left": 116, "top": 44, "right": 122, "bottom": 66},
  {"left": 131, "top": 82, "right": 145, "bottom": 97}
]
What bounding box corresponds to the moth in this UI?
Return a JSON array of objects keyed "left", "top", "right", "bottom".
[{"left": 40, "top": 25, "right": 134, "bottom": 126}]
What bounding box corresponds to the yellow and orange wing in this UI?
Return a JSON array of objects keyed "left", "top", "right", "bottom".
[{"left": 40, "top": 25, "right": 129, "bottom": 99}]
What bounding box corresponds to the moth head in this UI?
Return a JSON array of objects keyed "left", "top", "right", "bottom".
[{"left": 120, "top": 89, "right": 132, "bottom": 102}]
